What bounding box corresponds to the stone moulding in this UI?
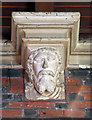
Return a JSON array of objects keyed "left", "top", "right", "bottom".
[
  {"left": 12, "top": 12, "right": 91, "bottom": 55},
  {"left": 21, "top": 37, "right": 91, "bottom": 68},
  {"left": 10, "top": 12, "right": 92, "bottom": 100},
  {"left": 16, "top": 25, "right": 70, "bottom": 53},
  {"left": 11, "top": 12, "right": 92, "bottom": 68},
  {"left": 12, "top": 12, "right": 80, "bottom": 54}
]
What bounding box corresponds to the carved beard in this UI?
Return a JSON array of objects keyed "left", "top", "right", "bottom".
[{"left": 33, "top": 70, "right": 56, "bottom": 95}]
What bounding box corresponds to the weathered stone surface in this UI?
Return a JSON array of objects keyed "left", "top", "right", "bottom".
[
  {"left": 11, "top": 12, "right": 91, "bottom": 68},
  {"left": 25, "top": 44, "right": 65, "bottom": 99},
  {"left": 12, "top": 12, "right": 80, "bottom": 56},
  {"left": 16, "top": 28, "right": 70, "bottom": 53},
  {"left": 21, "top": 38, "right": 69, "bottom": 68}
]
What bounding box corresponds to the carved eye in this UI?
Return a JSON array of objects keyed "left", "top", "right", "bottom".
[{"left": 34, "top": 58, "right": 44, "bottom": 63}]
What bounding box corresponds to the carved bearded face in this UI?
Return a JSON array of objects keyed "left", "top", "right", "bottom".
[{"left": 27, "top": 48, "right": 60, "bottom": 95}]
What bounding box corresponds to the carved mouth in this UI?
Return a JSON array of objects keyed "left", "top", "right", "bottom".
[{"left": 38, "top": 70, "right": 55, "bottom": 77}]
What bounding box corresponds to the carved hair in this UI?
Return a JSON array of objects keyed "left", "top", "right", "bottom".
[{"left": 26, "top": 47, "right": 63, "bottom": 85}]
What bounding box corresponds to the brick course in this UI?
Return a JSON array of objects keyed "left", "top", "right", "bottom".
[
  {"left": 1, "top": 68, "right": 92, "bottom": 119},
  {"left": 10, "top": 77, "right": 23, "bottom": 85},
  {"left": 64, "top": 109, "right": 84, "bottom": 117},
  {"left": 66, "top": 86, "right": 91, "bottom": 93},
  {"left": 2, "top": 77, "right": 9, "bottom": 85},
  {"left": 66, "top": 77, "right": 82, "bottom": 85},
  {"left": 2, "top": 109, "right": 24, "bottom": 117},
  {"left": 40, "top": 109, "right": 63, "bottom": 117},
  {"left": 9, "top": 101, "right": 25, "bottom": 108},
  {"left": 84, "top": 94, "right": 92, "bottom": 101},
  {"left": 31, "top": 102, "right": 55, "bottom": 108},
  {"left": 69, "top": 101, "right": 92, "bottom": 109},
  {"left": 10, "top": 84, "right": 23, "bottom": 93}
]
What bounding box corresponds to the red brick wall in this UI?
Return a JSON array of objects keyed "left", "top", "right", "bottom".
[
  {"left": 1, "top": 2, "right": 92, "bottom": 42},
  {"left": 1, "top": 68, "right": 92, "bottom": 119},
  {"left": 1, "top": 2, "right": 35, "bottom": 40},
  {"left": 54, "top": 2, "right": 92, "bottom": 42},
  {"left": 35, "top": 2, "right": 92, "bottom": 42}
]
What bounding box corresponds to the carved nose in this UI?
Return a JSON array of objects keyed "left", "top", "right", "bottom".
[{"left": 42, "top": 59, "right": 48, "bottom": 68}]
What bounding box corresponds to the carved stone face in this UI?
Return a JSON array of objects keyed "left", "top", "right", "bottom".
[
  {"left": 26, "top": 47, "right": 61, "bottom": 96},
  {"left": 32, "top": 49, "right": 59, "bottom": 94}
]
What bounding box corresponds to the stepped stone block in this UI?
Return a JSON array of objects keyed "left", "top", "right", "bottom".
[
  {"left": 16, "top": 28, "right": 70, "bottom": 53},
  {"left": 11, "top": 12, "right": 80, "bottom": 55}
]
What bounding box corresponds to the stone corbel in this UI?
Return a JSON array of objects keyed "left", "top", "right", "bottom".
[{"left": 11, "top": 12, "right": 91, "bottom": 99}]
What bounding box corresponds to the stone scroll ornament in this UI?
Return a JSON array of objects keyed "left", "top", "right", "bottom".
[{"left": 25, "top": 47, "right": 64, "bottom": 99}]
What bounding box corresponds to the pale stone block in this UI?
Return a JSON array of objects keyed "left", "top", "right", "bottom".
[
  {"left": 11, "top": 12, "right": 80, "bottom": 54},
  {"left": 25, "top": 43, "right": 65, "bottom": 99},
  {"left": 12, "top": 12, "right": 92, "bottom": 54},
  {"left": 16, "top": 27, "right": 70, "bottom": 53},
  {"left": 0, "top": 43, "right": 16, "bottom": 55},
  {"left": 11, "top": 12, "right": 91, "bottom": 68},
  {"left": 21, "top": 37, "right": 91, "bottom": 69},
  {"left": 68, "top": 55, "right": 91, "bottom": 68},
  {"left": 21, "top": 38, "right": 70, "bottom": 68}
]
